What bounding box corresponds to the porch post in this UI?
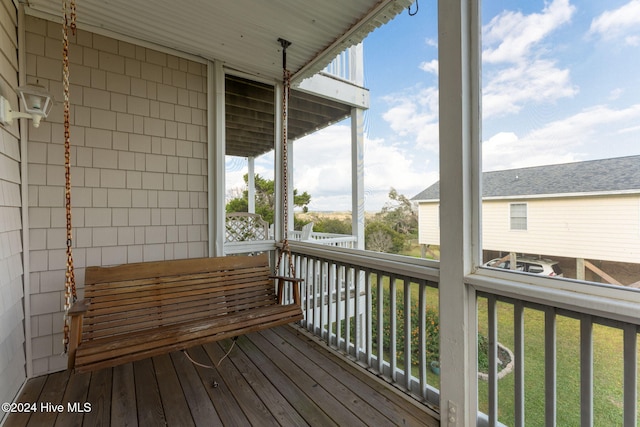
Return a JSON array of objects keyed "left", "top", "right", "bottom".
[
  {"left": 438, "top": 0, "right": 481, "bottom": 424},
  {"left": 274, "top": 82, "right": 284, "bottom": 241},
  {"left": 208, "top": 60, "right": 226, "bottom": 256},
  {"left": 351, "top": 107, "right": 365, "bottom": 250},
  {"left": 248, "top": 157, "right": 255, "bottom": 214}
]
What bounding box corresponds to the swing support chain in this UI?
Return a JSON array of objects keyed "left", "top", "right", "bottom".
[
  {"left": 275, "top": 38, "right": 296, "bottom": 280},
  {"left": 62, "top": 0, "right": 77, "bottom": 355}
]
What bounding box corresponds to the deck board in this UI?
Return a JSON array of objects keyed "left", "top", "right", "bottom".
[
  {"left": 152, "top": 354, "right": 194, "bottom": 427},
  {"left": 133, "top": 358, "right": 166, "bottom": 426},
  {"left": 26, "top": 370, "right": 70, "bottom": 427},
  {"left": 110, "top": 363, "right": 137, "bottom": 427},
  {"left": 4, "top": 325, "right": 439, "bottom": 427},
  {"left": 54, "top": 371, "right": 91, "bottom": 427},
  {"left": 169, "top": 351, "right": 221, "bottom": 425},
  {"left": 6, "top": 375, "right": 47, "bottom": 427},
  {"left": 201, "top": 342, "right": 280, "bottom": 426},
  {"left": 83, "top": 368, "right": 111, "bottom": 427}
]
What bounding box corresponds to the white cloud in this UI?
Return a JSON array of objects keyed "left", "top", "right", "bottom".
[
  {"left": 482, "top": 131, "right": 578, "bottom": 172},
  {"left": 609, "top": 88, "right": 624, "bottom": 100},
  {"left": 481, "top": 0, "right": 577, "bottom": 118},
  {"left": 483, "top": 0, "right": 575, "bottom": 64},
  {"left": 292, "top": 124, "right": 435, "bottom": 211},
  {"left": 589, "top": 0, "right": 640, "bottom": 45},
  {"left": 425, "top": 38, "right": 437, "bottom": 48},
  {"left": 363, "top": 135, "right": 438, "bottom": 206},
  {"left": 419, "top": 59, "right": 438, "bottom": 75},
  {"left": 483, "top": 59, "right": 578, "bottom": 118},
  {"left": 483, "top": 104, "right": 640, "bottom": 171},
  {"left": 382, "top": 86, "right": 439, "bottom": 151},
  {"left": 225, "top": 121, "right": 438, "bottom": 212}
]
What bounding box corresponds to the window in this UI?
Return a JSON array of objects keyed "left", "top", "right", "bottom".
[{"left": 509, "top": 203, "right": 527, "bottom": 230}]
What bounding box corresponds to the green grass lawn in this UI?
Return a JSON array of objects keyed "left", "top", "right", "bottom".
[
  {"left": 371, "top": 278, "right": 638, "bottom": 425},
  {"left": 476, "top": 298, "right": 639, "bottom": 426}
]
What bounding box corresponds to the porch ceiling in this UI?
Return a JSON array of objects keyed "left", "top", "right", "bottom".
[
  {"left": 24, "top": 0, "right": 412, "bottom": 82},
  {"left": 226, "top": 75, "right": 351, "bottom": 158}
]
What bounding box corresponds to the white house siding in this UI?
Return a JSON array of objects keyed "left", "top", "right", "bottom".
[
  {"left": 419, "top": 195, "right": 640, "bottom": 264},
  {"left": 417, "top": 202, "right": 439, "bottom": 246},
  {"left": 0, "top": 0, "right": 26, "bottom": 411},
  {"left": 25, "top": 16, "right": 209, "bottom": 374},
  {"left": 483, "top": 196, "right": 640, "bottom": 263}
]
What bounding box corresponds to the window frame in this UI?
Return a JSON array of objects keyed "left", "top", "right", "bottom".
[{"left": 509, "top": 202, "right": 527, "bottom": 231}]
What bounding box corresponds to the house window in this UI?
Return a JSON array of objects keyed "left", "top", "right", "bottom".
[{"left": 509, "top": 203, "right": 527, "bottom": 230}]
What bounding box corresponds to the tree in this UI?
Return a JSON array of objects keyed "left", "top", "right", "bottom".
[
  {"left": 364, "top": 188, "right": 418, "bottom": 254},
  {"left": 314, "top": 217, "right": 352, "bottom": 234},
  {"left": 226, "top": 174, "right": 311, "bottom": 224},
  {"left": 378, "top": 188, "right": 418, "bottom": 236},
  {"left": 365, "top": 221, "right": 405, "bottom": 253}
]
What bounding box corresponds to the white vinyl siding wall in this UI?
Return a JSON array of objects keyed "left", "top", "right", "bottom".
[
  {"left": 0, "top": 0, "right": 26, "bottom": 412},
  {"left": 484, "top": 195, "right": 640, "bottom": 263},
  {"left": 419, "top": 195, "right": 640, "bottom": 264},
  {"left": 417, "top": 202, "right": 440, "bottom": 246}
]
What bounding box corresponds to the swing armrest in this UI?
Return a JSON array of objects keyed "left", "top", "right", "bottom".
[
  {"left": 68, "top": 298, "right": 91, "bottom": 316},
  {"left": 270, "top": 276, "right": 304, "bottom": 306},
  {"left": 67, "top": 299, "right": 90, "bottom": 370}
]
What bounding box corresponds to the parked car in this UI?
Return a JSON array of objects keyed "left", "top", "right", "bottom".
[{"left": 483, "top": 256, "right": 563, "bottom": 277}]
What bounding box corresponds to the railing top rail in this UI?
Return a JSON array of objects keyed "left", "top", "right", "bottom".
[
  {"left": 285, "top": 241, "right": 440, "bottom": 283},
  {"left": 289, "top": 231, "right": 356, "bottom": 240},
  {"left": 470, "top": 270, "right": 640, "bottom": 326}
]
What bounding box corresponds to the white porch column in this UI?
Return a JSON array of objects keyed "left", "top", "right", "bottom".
[
  {"left": 350, "top": 42, "right": 365, "bottom": 250},
  {"left": 438, "top": 0, "right": 481, "bottom": 425},
  {"left": 208, "top": 61, "right": 226, "bottom": 256},
  {"left": 274, "top": 82, "right": 284, "bottom": 241},
  {"left": 351, "top": 107, "right": 365, "bottom": 250},
  {"left": 248, "top": 157, "right": 255, "bottom": 214}
]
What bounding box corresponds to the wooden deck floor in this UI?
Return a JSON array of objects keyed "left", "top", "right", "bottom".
[{"left": 5, "top": 325, "right": 439, "bottom": 426}]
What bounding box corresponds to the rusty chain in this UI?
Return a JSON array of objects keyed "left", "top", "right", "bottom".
[
  {"left": 275, "top": 60, "right": 296, "bottom": 279},
  {"left": 62, "top": 0, "right": 77, "bottom": 354}
]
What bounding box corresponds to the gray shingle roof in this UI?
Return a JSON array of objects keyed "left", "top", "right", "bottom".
[{"left": 412, "top": 155, "right": 640, "bottom": 201}]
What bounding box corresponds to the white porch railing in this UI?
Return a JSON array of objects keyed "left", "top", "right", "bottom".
[
  {"left": 223, "top": 213, "right": 358, "bottom": 253},
  {"left": 322, "top": 45, "right": 363, "bottom": 85},
  {"left": 475, "top": 289, "right": 639, "bottom": 427},
  {"left": 282, "top": 243, "right": 441, "bottom": 409},
  {"left": 278, "top": 243, "right": 640, "bottom": 425},
  {"left": 289, "top": 230, "right": 357, "bottom": 248}
]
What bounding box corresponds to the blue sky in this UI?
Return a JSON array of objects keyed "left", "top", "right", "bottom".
[{"left": 228, "top": 0, "right": 640, "bottom": 212}]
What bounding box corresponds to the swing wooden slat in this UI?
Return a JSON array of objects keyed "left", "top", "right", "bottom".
[{"left": 67, "top": 253, "right": 303, "bottom": 373}]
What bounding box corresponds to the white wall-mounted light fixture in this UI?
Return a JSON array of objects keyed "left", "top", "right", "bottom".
[{"left": 0, "top": 84, "right": 53, "bottom": 128}]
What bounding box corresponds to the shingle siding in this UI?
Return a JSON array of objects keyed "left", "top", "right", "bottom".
[{"left": 25, "top": 15, "right": 208, "bottom": 375}]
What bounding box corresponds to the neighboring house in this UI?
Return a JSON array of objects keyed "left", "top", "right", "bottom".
[{"left": 412, "top": 156, "right": 640, "bottom": 265}]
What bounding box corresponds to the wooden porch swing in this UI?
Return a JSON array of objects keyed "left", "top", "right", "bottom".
[{"left": 65, "top": 34, "right": 303, "bottom": 372}]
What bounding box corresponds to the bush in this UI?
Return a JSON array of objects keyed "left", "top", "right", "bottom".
[
  {"left": 369, "top": 283, "right": 491, "bottom": 373},
  {"left": 371, "top": 283, "right": 439, "bottom": 365},
  {"left": 365, "top": 222, "right": 406, "bottom": 254}
]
